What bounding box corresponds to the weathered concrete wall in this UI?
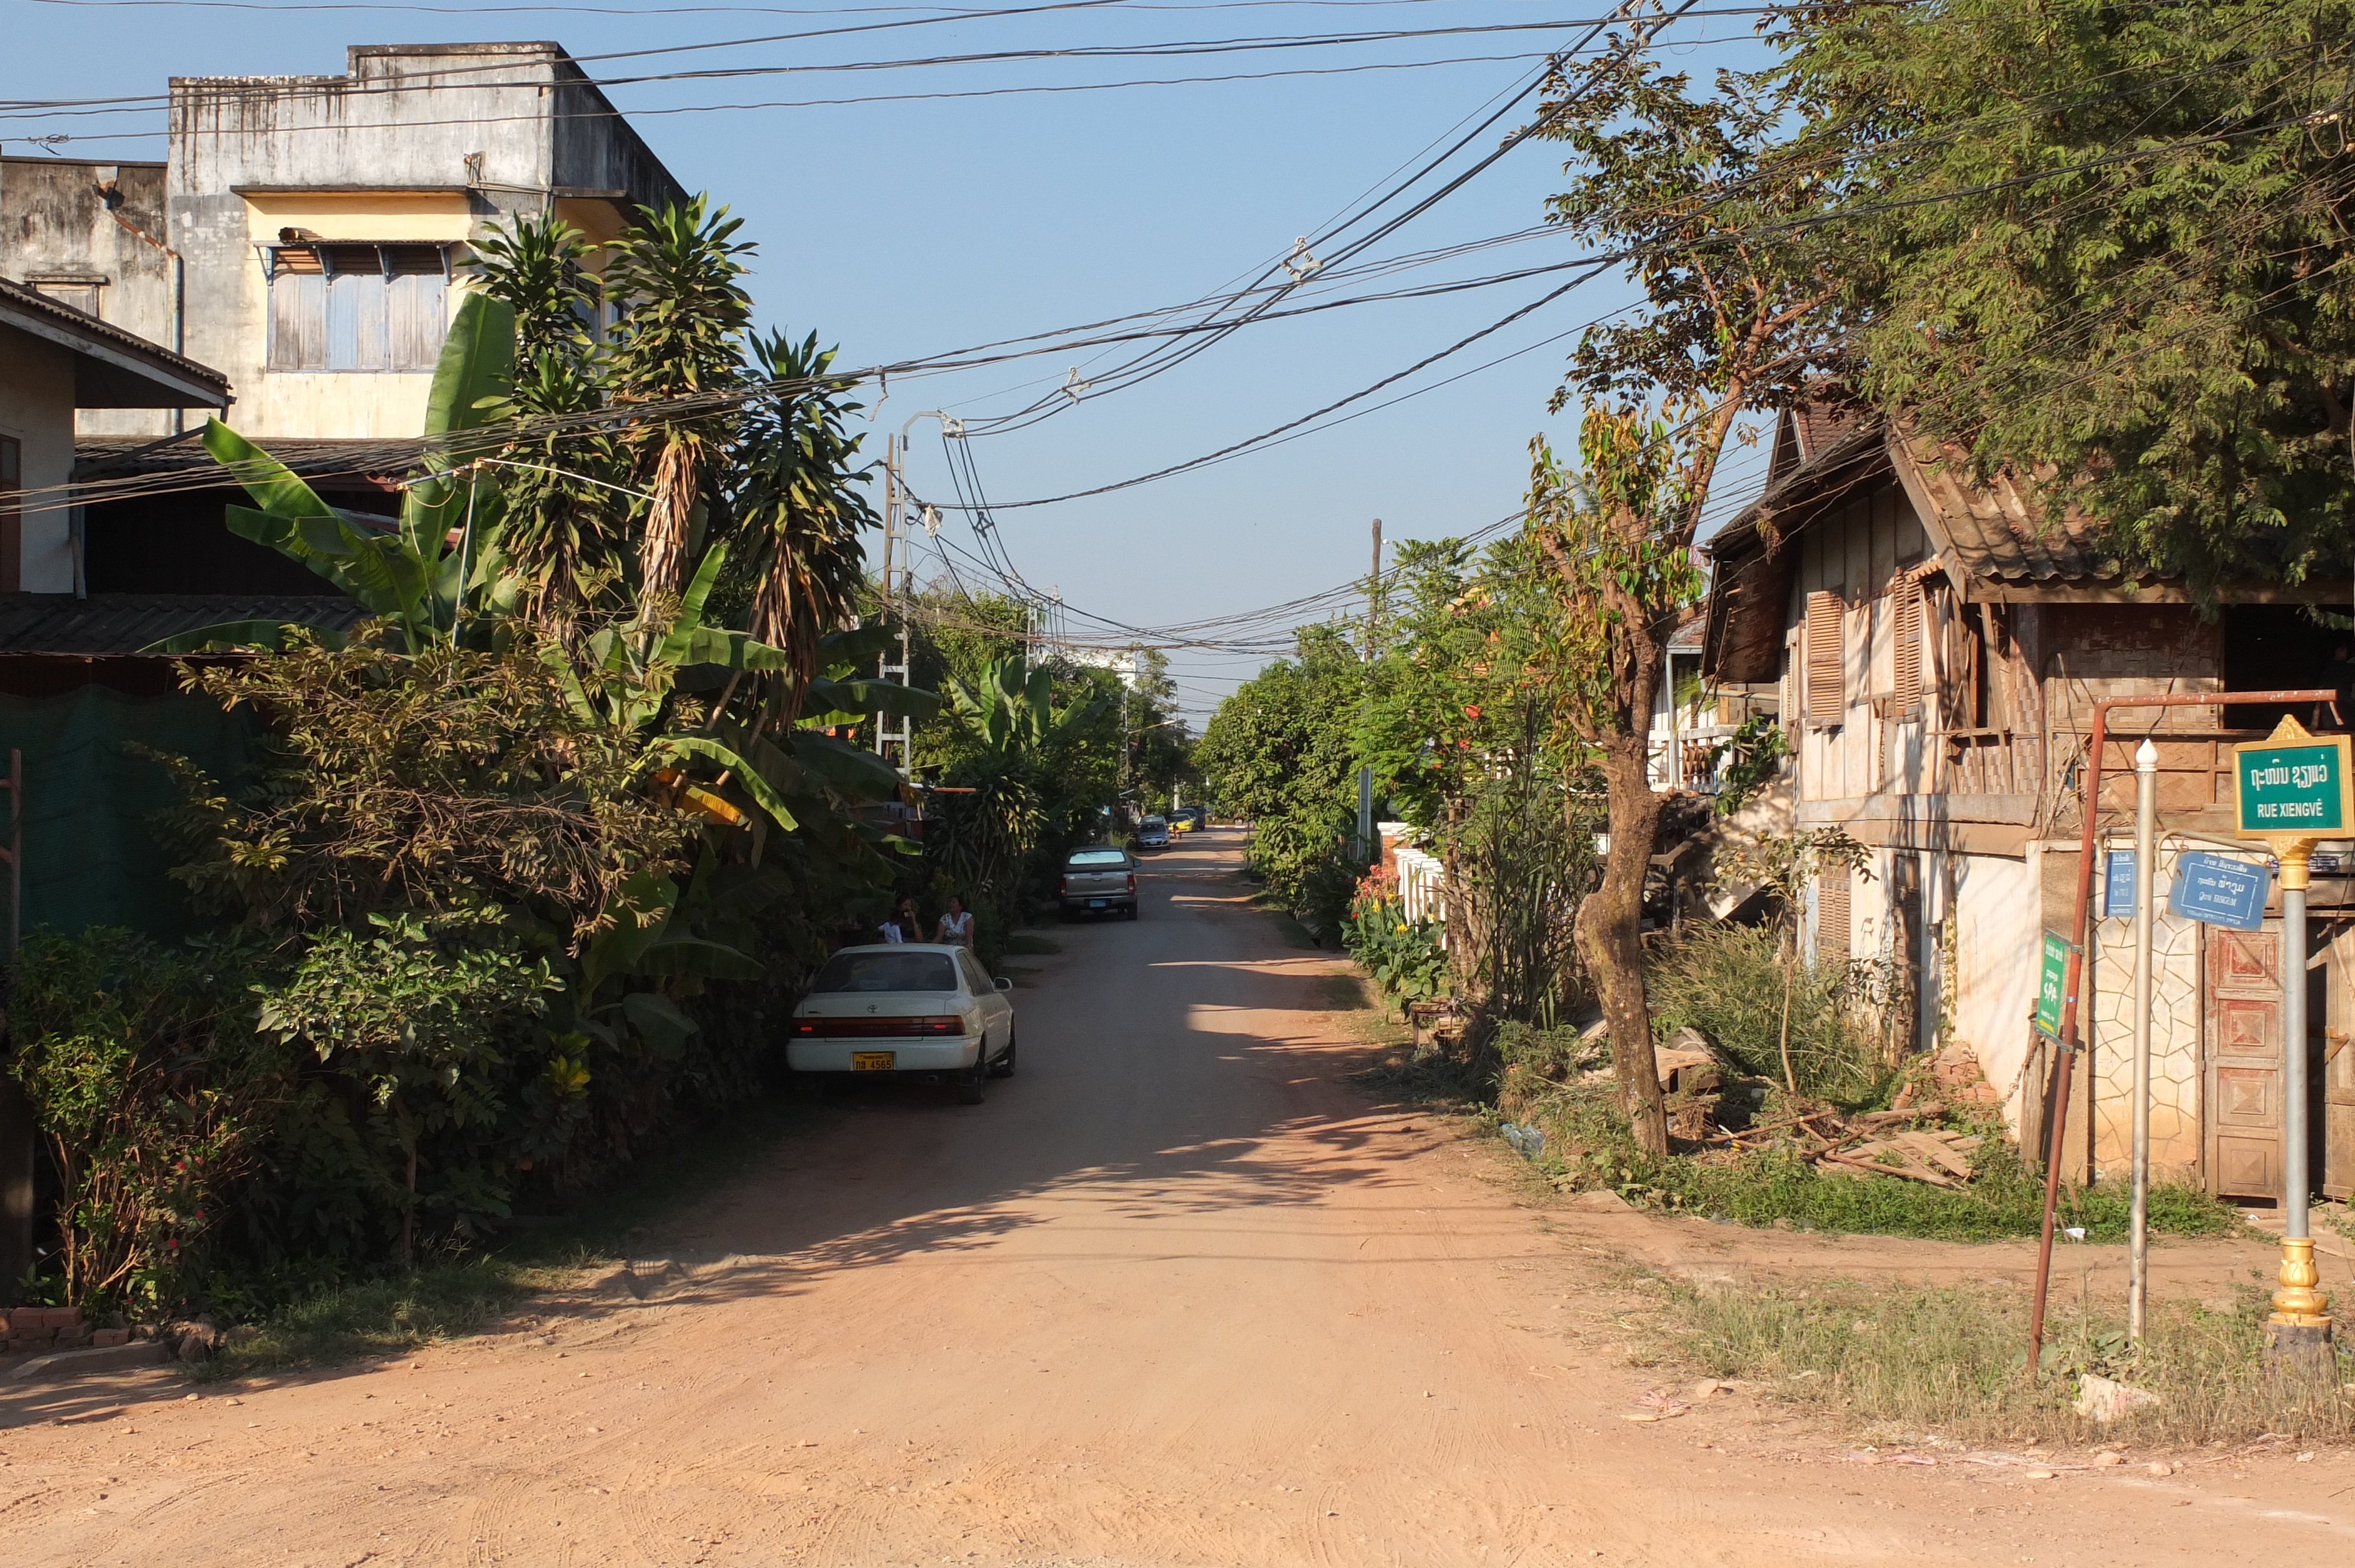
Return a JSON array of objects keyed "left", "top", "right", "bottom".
[
  {"left": 0, "top": 158, "right": 177, "bottom": 438},
  {"left": 165, "top": 43, "right": 685, "bottom": 441},
  {"left": 1953, "top": 849, "right": 2040, "bottom": 1127},
  {"left": 0, "top": 322, "right": 81, "bottom": 592}
]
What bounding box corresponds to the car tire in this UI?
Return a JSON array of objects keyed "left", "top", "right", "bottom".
[
  {"left": 1126, "top": 904, "right": 1140, "bottom": 921},
  {"left": 989, "top": 1028, "right": 1018, "bottom": 1079},
  {"left": 956, "top": 1058, "right": 988, "bottom": 1104}
]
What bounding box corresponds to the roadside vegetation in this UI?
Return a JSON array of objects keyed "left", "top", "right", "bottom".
[{"left": 1655, "top": 1277, "right": 2354, "bottom": 1449}]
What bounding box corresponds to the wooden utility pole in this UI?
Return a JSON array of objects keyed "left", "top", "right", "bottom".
[{"left": 1366, "top": 517, "right": 1384, "bottom": 660}]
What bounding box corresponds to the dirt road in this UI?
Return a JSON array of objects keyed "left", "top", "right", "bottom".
[{"left": 5, "top": 829, "right": 2352, "bottom": 1566}]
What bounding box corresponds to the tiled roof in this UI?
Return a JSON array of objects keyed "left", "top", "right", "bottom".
[
  {"left": 0, "top": 593, "right": 364, "bottom": 655},
  {"left": 1886, "top": 438, "right": 2114, "bottom": 589}
]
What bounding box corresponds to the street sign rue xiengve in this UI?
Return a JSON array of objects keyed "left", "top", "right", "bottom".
[{"left": 2233, "top": 717, "right": 2353, "bottom": 842}]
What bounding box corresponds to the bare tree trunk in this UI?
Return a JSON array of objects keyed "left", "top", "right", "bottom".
[
  {"left": 1578, "top": 729, "right": 1670, "bottom": 1155},
  {"left": 640, "top": 437, "right": 699, "bottom": 600}
]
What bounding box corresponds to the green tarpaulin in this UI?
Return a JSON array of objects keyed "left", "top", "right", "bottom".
[{"left": 0, "top": 686, "right": 257, "bottom": 941}]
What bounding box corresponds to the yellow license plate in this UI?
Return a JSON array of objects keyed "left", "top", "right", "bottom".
[{"left": 851, "top": 1051, "right": 895, "bottom": 1072}]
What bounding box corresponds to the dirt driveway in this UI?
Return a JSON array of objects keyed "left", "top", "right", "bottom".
[{"left": 4, "top": 828, "right": 2351, "bottom": 1566}]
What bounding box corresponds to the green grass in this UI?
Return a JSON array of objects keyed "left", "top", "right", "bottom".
[
  {"left": 1657, "top": 1274, "right": 2355, "bottom": 1447},
  {"left": 201, "top": 1089, "right": 833, "bottom": 1380}
]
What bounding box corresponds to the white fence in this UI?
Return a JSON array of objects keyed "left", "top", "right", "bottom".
[{"left": 1393, "top": 844, "right": 1447, "bottom": 941}]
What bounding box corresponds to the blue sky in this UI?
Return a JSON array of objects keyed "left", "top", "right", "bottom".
[{"left": 4, "top": 0, "right": 1777, "bottom": 721}]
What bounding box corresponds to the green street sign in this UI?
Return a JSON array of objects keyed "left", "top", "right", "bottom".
[
  {"left": 2034, "top": 930, "right": 2072, "bottom": 1041},
  {"left": 2234, "top": 717, "right": 2353, "bottom": 839}
]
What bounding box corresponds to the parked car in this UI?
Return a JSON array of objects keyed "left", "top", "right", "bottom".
[
  {"left": 1059, "top": 845, "right": 1138, "bottom": 919},
  {"left": 1136, "top": 815, "right": 1170, "bottom": 850},
  {"left": 787, "top": 944, "right": 1016, "bottom": 1104}
]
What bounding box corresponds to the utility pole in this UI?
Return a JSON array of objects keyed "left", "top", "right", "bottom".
[
  {"left": 1366, "top": 517, "right": 1384, "bottom": 661},
  {"left": 873, "top": 434, "right": 913, "bottom": 776}
]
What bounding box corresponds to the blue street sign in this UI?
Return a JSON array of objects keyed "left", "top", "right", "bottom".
[
  {"left": 2104, "top": 851, "right": 2136, "bottom": 921},
  {"left": 2167, "top": 852, "right": 2270, "bottom": 932}
]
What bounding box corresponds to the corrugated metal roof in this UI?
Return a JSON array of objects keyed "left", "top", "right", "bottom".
[
  {"left": 76, "top": 432, "right": 420, "bottom": 484},
  {"left": 0, "top": 593, "right": 365, "bottom": 655},
  {"left": 0, "top": 277, "right": 231, "bottom": 403}
]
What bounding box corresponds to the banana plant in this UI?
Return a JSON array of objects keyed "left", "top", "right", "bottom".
[
  {"left": 946, "top": 654, "right": 1108, "bottom": 755},
  {"left": 146, "top": 293, "right": 522, "bottom": 655}
]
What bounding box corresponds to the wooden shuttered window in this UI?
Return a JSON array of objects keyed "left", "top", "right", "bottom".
[
  {"left": 1805, "top": 589, "right": 1845, "bottom": 726},
  {"left": 1817, "top": 865, "right": 1852, "bottom": 964},
  {"left": 1890, "top": 573, "right": 1923, "bottom": 706},
  {"left": 267, "top": 244, "right": 448, "bottom": 373}
]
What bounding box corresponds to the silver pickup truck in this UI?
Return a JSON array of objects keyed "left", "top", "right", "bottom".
[{"left": 1059, "top": 846, "right": 1137, "bottom": 920}]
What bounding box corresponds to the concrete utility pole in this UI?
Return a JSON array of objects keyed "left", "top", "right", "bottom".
[
  {"left": 1366, "top": 517, "right": 1383, "bottom": 661},
  {"left": 872, "top": 433, "right": 913, "bottom": 776},
  {"left": 2128, "top": 739, "right": 2157, "bottom": 1340}
]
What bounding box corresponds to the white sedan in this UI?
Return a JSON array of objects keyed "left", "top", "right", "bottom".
[{"left": 787, "top": 943, "right": 1016, "bottom": 1104}]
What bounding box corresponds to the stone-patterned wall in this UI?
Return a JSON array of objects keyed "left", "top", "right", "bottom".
[{"left": 2084, "top": 839, "right": 2215, "bottom": 1183}]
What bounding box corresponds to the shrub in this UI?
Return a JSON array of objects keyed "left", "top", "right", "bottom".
[
  {"left": 7, "top": 928, "right": 285, "bottom": 1314},
  {"left": 1341, "top": 876, "right": 1447, "bottom": 1005},
  {"left": 1648, "top": 921, "right": 1896, "bottom": 1106}
]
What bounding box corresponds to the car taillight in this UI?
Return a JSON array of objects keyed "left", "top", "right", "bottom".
[
  {"left": 1126, "top": 873, "right": 1136, "bottom": 892},
  {"left": 1060, "top": 876, "right": 1073, "bottom": 895},
  {"left": 794, "top": 1015, "right": 966, "bottom": 1038}
]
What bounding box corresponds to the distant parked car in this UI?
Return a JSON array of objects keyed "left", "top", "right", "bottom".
[
  {"left": 787, "top": 944, "right": 1016, "bottom": 1104},
  {"left": 1060, "top": 845, "right": 1138, "bottom": 919},
  {"left": 1136, "top": 815, "right": 1170, "bottom": 850}
]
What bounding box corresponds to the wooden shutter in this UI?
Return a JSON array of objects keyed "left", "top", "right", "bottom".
[
  {"left": 387, "top": 247, "right": 450, "bottom": 371},
  {"left": 1817, "top": 866, "right": 1852, "bottom": 964},
  {"left": 267, "top": 269, "right": 326, "bottom": 371},
  {"left": 1805, "top": 589, "right": 1845, "bottom": 726},
  {"left": 1891, "top": 574, "right": 1923, "bottom": 706}
]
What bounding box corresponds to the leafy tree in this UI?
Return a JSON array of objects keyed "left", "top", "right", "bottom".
[
  {"left": 1520, "top": 24, "right": 1848, "bottom": 1154},
  {"left": 1195, "top": 626, "right": 1368, "bottom": 909},
  {"left": 1777, "top": 0, "right": 2355, "bottom": 596}
]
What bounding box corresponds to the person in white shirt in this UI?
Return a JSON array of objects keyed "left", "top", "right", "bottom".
[{"left": 935, "top": 893, "right": 976, "bottom": 949}]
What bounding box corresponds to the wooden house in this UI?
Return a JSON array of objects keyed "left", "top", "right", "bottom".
[{"left": 1703, "top": 408, "right": 2355, "bottom": 1204}]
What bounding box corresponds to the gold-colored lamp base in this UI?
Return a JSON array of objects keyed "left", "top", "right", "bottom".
[{"left": 2270, "top": 1237, "right": 2334, "bottom": 1327}]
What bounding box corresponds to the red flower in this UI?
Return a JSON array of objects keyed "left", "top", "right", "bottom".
[{"left": 1464, "top": 705, "right": 1481, "bottom": 720}]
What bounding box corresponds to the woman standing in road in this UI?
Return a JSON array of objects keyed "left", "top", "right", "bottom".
[{"left": 936, "top": 893, "right": 976, "bottom": 950}]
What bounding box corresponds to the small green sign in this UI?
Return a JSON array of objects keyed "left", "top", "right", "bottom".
[
  {"left": 2234, "top": 729, "right": 2353, "bottom": 836},
  {"left": 2034, "top": 930, "right": 2072, "bottom": 1040}
]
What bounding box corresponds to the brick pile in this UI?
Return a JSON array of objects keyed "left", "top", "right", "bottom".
[{"left": 2, "top": 1307, "right": 131, "bottom": 1354}]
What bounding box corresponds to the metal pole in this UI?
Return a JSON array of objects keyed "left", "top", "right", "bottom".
[
  {"left": 2268, "top": 838, "right": 2331, "bottom": 1367},
  {"left": 2129, "top": 739, "right": 2158, "bottom": 1340},
  {"left": 2027, "top": 687, "right": 2337, "bottom": 1372}
]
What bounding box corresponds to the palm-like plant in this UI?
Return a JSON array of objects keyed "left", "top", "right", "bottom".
[
  {"left": 602, "top": 197, "right": 752, "bottom": 601},
  {"left": 467, "top": 211, "right": 626, "bottom": 632},
  {"left": 735, "top": 330, "right": 877, "bottom": 723}
]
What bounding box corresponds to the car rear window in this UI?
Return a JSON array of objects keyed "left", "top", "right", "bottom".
[
  {"left": 1067, "top": 849, "right": 1128, "bottom": 868},
  {"left": 809, "top": 951, "right": 958, "bottom": 994}
]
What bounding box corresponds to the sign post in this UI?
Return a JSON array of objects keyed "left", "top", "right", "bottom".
[
  {"left": 2034, "top": 931, "right": 2072, "bottom": 1042},
  {"left": 2233, "top": 714, "right": 2347, "bottom": 1368}
]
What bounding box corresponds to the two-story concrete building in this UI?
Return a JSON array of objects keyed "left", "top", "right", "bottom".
[
  {"left": 1704, "top": 406, "right": 2355, "bottom": 1206},
  {"left": 0, "top": 41, "right": 686, "bottom": 606}
]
